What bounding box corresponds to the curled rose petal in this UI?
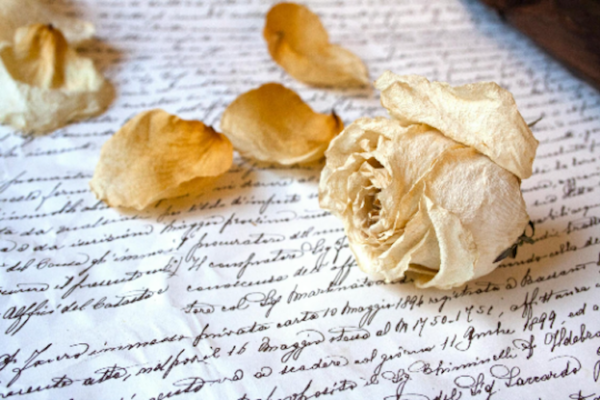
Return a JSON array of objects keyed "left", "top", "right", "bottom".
[
  {"left": 319, "top": 74, "right": 536, "bottom": 290},
  {"left": 375, "top": 72, "right": 539, "bottom": 179},
  {"left": 0, "top": 24, "right": 113, "bottom": 134},
  {"left": 90, "top": 109, "right": 233, "bottom": 210},
  {"left": 0, "top": 0, "right": 94, "bottom": 45},
  {"left": 263, "top": 2, "right": 369, "bottom": 87},
  {"left": 220, "top": 83, "right": 343, "bottom": 165}
]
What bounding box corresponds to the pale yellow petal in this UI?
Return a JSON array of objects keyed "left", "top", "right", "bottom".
[
  {"left": 220, "top": 83, "right": 343, "bottom": 165},
  {"left": 90, "top": 109, "right": 233, "bottom": 210},
  {"left": 0, "top": 24, "right": 113, "bottom": 134},
  {"left": 263, "top": 3, "right": 369, "bottom": 87}
]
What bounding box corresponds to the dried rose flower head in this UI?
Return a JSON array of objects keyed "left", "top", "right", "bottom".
[
  {"left": 90, "top": 109, "right": 233, "bottom": 210},
  {"left": 220, "top": 82, "right": 343, "bottom": 165},
  {"left": 319, "top": 72, "right": 539, "bottom": 290},
  {"left": 0, "top": 24, "right": 113, "bottom": 134},
  {"left": 263, "top": 2, "right": 369, "bottom": 87},
  {"left": 0, "top": 0, "right": 95, "bottom": 45}
]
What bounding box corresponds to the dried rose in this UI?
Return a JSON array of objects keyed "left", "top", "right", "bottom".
[
  {"left": 0, "top": 0, "right": 94, "bottom": 45},
  {"left": 90, "top": 109, "right": 233, "bottom": 210},
  {"left": 263, "top": 2, "right": 369, "bottom": 87},
  {"left": 0, "top": 24, "right": 113, "bottom": 134},
  {"left": 319, "top": 72, "right": 539, "bottom": 289},
  {"left": 220, "top": 82, "right": 343, "bottom": 165}
]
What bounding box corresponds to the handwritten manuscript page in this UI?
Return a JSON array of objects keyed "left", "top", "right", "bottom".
[{"left": 1, "top": 0, "right": 599, "bottom": 399}]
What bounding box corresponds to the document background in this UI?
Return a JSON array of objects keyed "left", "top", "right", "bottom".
[{"left": 1, "top": 0, "right": 599, "bottom": 399}]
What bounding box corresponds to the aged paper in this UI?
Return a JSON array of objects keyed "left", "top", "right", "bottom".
[{"left": 1, "top": 0, "right": 599, "bottom": 399}]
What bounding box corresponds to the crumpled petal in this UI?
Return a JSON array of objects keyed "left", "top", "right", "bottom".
[
  {"left": 378, "top": 195, "right": 478, "bottom": 290},
  {"left": 0, "top": 0, "right": 94, "bottom": 45},
  {"left": 320, "top": 74, "right": 535, "bottom": 290},
  {"left": 220, "top": 82, "right": 343, "bottom": 165},
  {"left": 375, "top": 72, "right": 539, "bottom": 179},
  {"left": 90, "top": 109, "right": 233, "bottom": 210},
  {"left": 263, "top": 2, "right": 369, "bottom": 87},
  {"left": 0, "top": 24, "right": 113, "bottom": 134}
]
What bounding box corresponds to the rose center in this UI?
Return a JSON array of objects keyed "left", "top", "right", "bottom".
[{"left": 361, "top": 157, "right": 387, "bottom": 230}]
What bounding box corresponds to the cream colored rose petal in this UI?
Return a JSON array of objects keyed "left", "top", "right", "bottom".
[
  {"left": 90, "top": 109, "right": 233, "bottom": 210},
  {"left": 263, "top": 2, "right": 369, "bottom": 87},
  {"left": 0, "top": 0, "right": 94, "bottom": 45},
  {"left": 421, "top": 147, "right": 529, "bottom": 280},
  {"left": 376, "top": 202, "right": 436, "bottom": 276},
  {"left": 375, "top": 72, "right": 539, "bottom": 179},
  {"left": 411, "top": 196, "right": 477, "bottom": 289},
  {"left": 0, "top": 24, "right": 113, "bottom": 134},
  {"left": 220, "top": 83, "right": 343, "bottom": 165}
]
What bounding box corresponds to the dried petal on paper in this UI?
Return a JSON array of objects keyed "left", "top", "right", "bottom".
[
  {"left": 0, "top": 0, "right": 94, "bottom": 45},
  {"left": 220, "top": 83, "right": 344, "bottom": 165},
  {"left": 263, "top": 2, "right": 369, "bottom": 87},
  {"left": 0, "top": 24, "right": 113, "bottom": 134},
  {"left": 319, "top": 73, "right": 537, "bottom": 290},
  {"left": 90, "top": 109, "right": 233, "bottom": 210},
  {"left": 375, "top": 72, "right": 539, "bottom": 179}
]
